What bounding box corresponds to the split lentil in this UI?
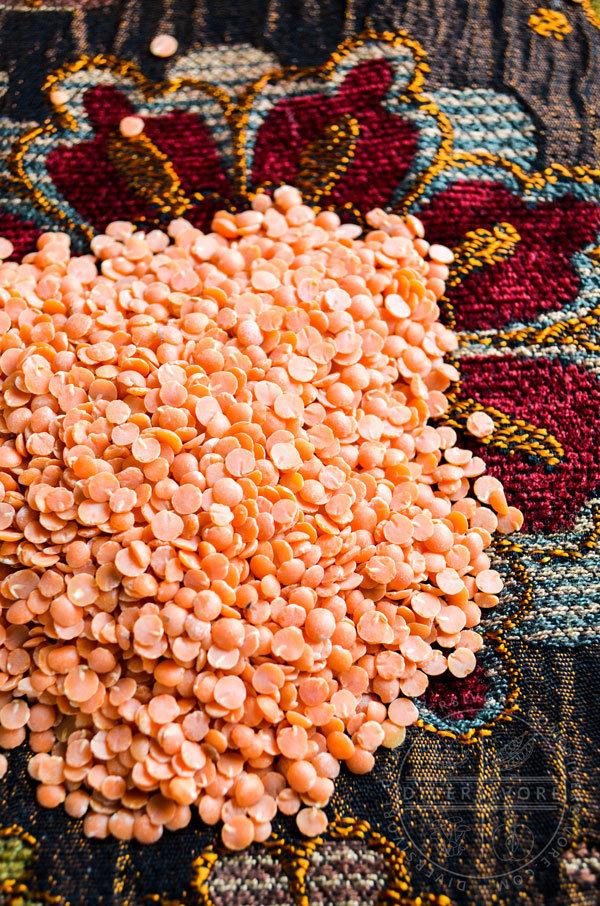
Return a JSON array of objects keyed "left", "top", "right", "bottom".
[
  {"left": 149, "top": 34, "right": 179, "bottom": 58},
  {"left": 119, "top": 116, "right": 145, "bottom": 138},
  {"left": 0, "top": 187, "right": 521, "bottom": 849}
]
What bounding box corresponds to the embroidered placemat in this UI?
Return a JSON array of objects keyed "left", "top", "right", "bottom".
[{"left": 0, "top": 1, "right": 599, "bottom": 904}]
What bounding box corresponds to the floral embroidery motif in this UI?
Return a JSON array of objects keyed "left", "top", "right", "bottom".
[
  {"left": 185, "top": 819, "right": 452, "bottom": 906},
  {"left": 247, "top": 59, "right": 420, "bottom": 214},
  {"left": 415, "top": 181, "right": 600, "bottom": 331},
  {"left": 45, "top": 83, "right": 230, "bottom": 230},
  {"left": 401, "top": 151, "right": 600, "bottom": 542}
]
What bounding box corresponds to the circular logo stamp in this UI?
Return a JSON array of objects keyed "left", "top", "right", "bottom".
[{"left": 395, "top": 715, "right": 568, "bottom": 881}]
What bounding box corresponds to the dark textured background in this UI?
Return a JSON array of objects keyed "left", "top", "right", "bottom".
[{"left": 0, "top": 2, "right": 598, "bottom": 905}]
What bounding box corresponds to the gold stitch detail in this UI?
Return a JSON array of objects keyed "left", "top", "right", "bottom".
[
  {"left": 105, "top": 131, "right": 190, "bottom": 217},
  {"left": 112, "top": 841, "right": 135, "bottom": 906},
  {"left": 294, "top": 114, "right": 360, "bottom": 207},
  {"left": 452, "top": 223, "right": 521, "bottom": 277},
  {"left": 444, "top": 394, "right": 565, "bottom": 463},
  {"left": 500, "top": 502, "right": 600, "bottom": 560},
  {"left": 266, "top": 817, "right": 452, "bottom": 906},
  {"left": 455, "top": 151, "right": 600, "bottom": 192},
  {"left": 0, "top": 826, "right": 37, "bottom": 847},
  {"left": 463, "top": 303, "right": 600, "bottom": 353},
  {"left": 441, "top": 223, "right": 521, "bottom": 329},
  {"left": 529, "top": 8, "right": 573, "bottom": 39},
  {"left": 189, "top": 847, "right": 218, "bottom": 906},
  {"left": 570, "top": 0, "right": 600, "bottom": 29}
]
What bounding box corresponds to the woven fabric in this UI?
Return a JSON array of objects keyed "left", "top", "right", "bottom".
[{"left": 0, "top": 2, "right": 599, "bottom": 904}]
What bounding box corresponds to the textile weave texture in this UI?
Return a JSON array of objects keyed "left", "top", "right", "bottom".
[{"left": 0, "top": 1, "right": 599, "bottom": 904}]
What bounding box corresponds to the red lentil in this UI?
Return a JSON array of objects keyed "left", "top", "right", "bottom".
[
  {"left": 0, "top": 188, "right": 521, "bottom": 849},
  {"left": 119, "top": 116, "right": 144, "bottom": 138},
  {"left": 149, "top": 34, "right": 178, "bottom": 58}
]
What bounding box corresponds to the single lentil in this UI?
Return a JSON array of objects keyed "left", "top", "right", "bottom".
[
  {"left": 149, "top": 34, "right": 178, "bottom": 57},
  {"left": 119, "top": 116, "right": 145, "bottom": 138}
]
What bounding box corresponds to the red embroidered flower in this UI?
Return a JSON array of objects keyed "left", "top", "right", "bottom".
[
  {"left": 416, "top": 181, "right": 600, "bottom": 331},
  {"left": 457, "top": 356, "right": 600, "bottom": 532},
  {"left": 250, "top": 60, "right": 419, "bottom": 215},
  {"left": 0, "top": 208, "right": 41, "bottom": 259},
  {"left": 46, "top": 86, "right": 231, "bottom": 232}
]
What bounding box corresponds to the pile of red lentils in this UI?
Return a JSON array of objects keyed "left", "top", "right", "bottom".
[{"left": 0, "top": 186, "right": 522, "bottom": 848}]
